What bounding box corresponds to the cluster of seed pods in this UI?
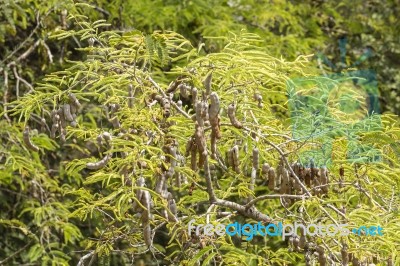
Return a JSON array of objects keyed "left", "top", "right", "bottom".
[{"left": 50, "top": 93, "right": 81, "bottom": 141}]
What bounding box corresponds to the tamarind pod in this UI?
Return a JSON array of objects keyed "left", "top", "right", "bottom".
[
  {"left": 23, "top": 126, "right": 39, "bottom": 152},
  {"left": 68, "top": 92, "right": 81, "bottom": 109},
  {"left": 70, "top": 103, "right": 77, "bottom": 115},
  {"left": 190, "top": 147, "right": 197, "bottom": 171},
  {"left": 175, "top": 172, "right": 181, "bottom": 187},
  {"left": 299, "top": 234, "right": 306, "bottom": 249},
  {"left": 253, "top": 93, "right": 262, "bottom": 103},
  {"left": 166, "top": 79, "right": 181, "bottom": 93},
  {"left": 310, "top": 159, "right": 316, "bottom": 179},
  {"left": 143, "top": 223, "right": 152, "bottom": 247},
  {"left": 293, "top": 236, "right": 300, "bottom": 251},
  {"left": 288, "top": 236, "right": 294, "bottom": 251},
  {"left": 185, "top": 136, "right": 194, "bottom": 157},
  {"left": 304, "top": 168, "right": 311, "bottom": 187},
  {"left": 280, "top": 169, "right": 290, "bottom": 194},
  {"left": 339, "top": 166, "right": 344, "bottom": 178},
  {"left": 166, "top": 146, "right": 177, "bottom": 178},
  {"left": 140, "top": 190, "right": 151, "bottom": 217},
  {"left": 60, "top": 127, "right": 66, "bottom": 142},
  {"left": 209, "top": 92, "right": 221, "bottom": 139},
  {"left": 86, "top": 154, "right": 111, "bottom": 170},
  {"left": 140, "top": 191, "right": 152, "bottom": 249},
  {"left": 178, "top": 84, "right": 190, "bottom": 99},
  {"left": 192, "top": 87, "right": 198, "bottom": 106},
  {"left": 352, "top": 257, "right": 360, "bottom": 266},
  {"left": 51, "top": 110, "right": 58, "bottom": 123},
  {"left": 155, "top": 173, "right": 166, "bottom": 194},
  {"left": 57, "top": 108, "right": 67, "bottom": 129},
  {"left": 60, "top": 9, "right": 67, "bottom": 29},
  {"left": 341, "top": 245, "right": 349, "bottom": 266},
  {"left": 50, "top": 123, "right": 58, "bottom": 139},
  {"left": 252, "top": 148, "right": 259, "bottom": 169},
  {"left": 249, "top": 148, "right": 259, "bottom": 195},
  {"left": 320, "top": 168, "right": 329, "bottom": 194},
  {"left": 313, "top": 168, "right": 321, "bottom": 188},
  {"left": 231, "top": 145, "right": 240, "bottom": 173},
  {"left": 305, "top": 253, "right": 312, "bottom": 266},
  {"left": 177, "top": 100, "right": 183, "bottom": 108},
  {"left": 262, "top": 163, "right": 270, "bottom": 175},
  {"left": 203, "top": 72, "right": 212, "bottom": 95},
  {"left": 268, "top": 168, "right": 276, "bottom": 190},
  {"left": 63, "top": 104, "right": 74, "bottom": 122},
  {"left": 210, "top": 132, "right": 217, "bottom": 159},
  {"left": 168, "top": 198, "right": 177, "bottom": 222},
  {"left": 316, "top": 246, "right": 326, "bottom": 266},
  {"left": 387, "top": 258, "right": 393, "bottom": 266},
  {"left": 227, "top": 103, "right": 242, "bottom": 128},
  {"left": 161, "top": 97, "right": 171, "bottom": 118}
]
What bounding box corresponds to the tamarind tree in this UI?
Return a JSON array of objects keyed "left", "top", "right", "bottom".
[{"left": 1, "top": 2, "right": 400, "bottom": 266}]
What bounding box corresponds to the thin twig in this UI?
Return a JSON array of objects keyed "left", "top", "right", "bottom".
[
  {"left": 245, "top": 194, "right": 309, "bottom": 208},
  {"left": 77, "top": 251, "right": 95, "bottom": 266}
]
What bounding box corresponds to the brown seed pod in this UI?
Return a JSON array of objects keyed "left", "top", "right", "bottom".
[
  {"left": 178, "top": 84, "right": 190, "bottom": 99},
  {"left": 279, "top": 169, "right": 290, "bottom": 194},
  {"left": 57, "top": 108, "right": 67, "bottom": 129},
  {"left": 253, "top": 93, "right": 263, "bottom": 108},
  {"left": 23, "top": 126, "right": 39, "bottom": 152},
  {"left": 227, "top": 103, "right": 242, "bottom": 128},
  {"left": 299, "top": 234, "right": 306, "bottom": 249},
  {"left": 192, "top": 87, "right": 198, "bottom": 106},
  {"left": 209, "top": 92, "right": 221, "bottom": 139},
  {"left": 305, "top": 253, "right": 312, "bottom": 266},
  {"left": 86, "top": 133, "right": 112, "bottom": 169},
  {"left": 63, "top": 104, "right": 74, "bottom": 122},
  {"left": 268, "top": 167, "right": 276, "bottom": 190},
  {"left": 60, "top": 127, "right": 66, "bottom": 142},
  {"left": 68, "top": 92, "right": 81, "bottom": 109},
  {"left": 352, "top": 257, "right": 360, "bottom": 266},
  {"left": 155, "top": 173, "right": 166, "bottom": 194},
  {"left": 132, "top": 177, "right": 145, "bottom": 212},
  {"left": 320, "top": 168, "right": 329, "bottom": 194},
  {"left": 168, "top": 198, "right": 177, "bottom": 222},
  {"left": 288, "top": 236, "right": 294, "bottom": 252},
  {"left": 60, "top": 9, "right": 67, "bottom": 29},
  {"left": 249, "top": 148, "right": 259, "bottom": 194},
  {"left": 261, "top": 163, "right": 270, "bottom": 184},
  {"left": 231, "top": 145, "right": 240, "bottom": 173},
  {"left": 190, "top": 146, "right": 198, "bottom": 171},
  {"left": 86, "top": 154, "right": 111, "bottom": 170},
  {"left": 166, "top": 78, "right": 181, "bottom": 93},
  {"left": 316, "top": 246, "right": 327, "bottom": 266},
  {"left": 160, "top": 97, "right": 171, "bottom": 118},
  {"left": 140, "top": 190, "right": 151, "bottom": 222},
  {"left": 293, "top": 236, "right": 300, "bottom": 251},
  {"left": 203, "top": 72, "right": 212, "bottom": 95},
  {"left": 50, "top": 123, "right": 58, "bottom": 139},
  {"left": 109, "top": 104, "right": 121, "bottom": 128},
  {"left": 304, "top": 168, "right": 311, "bottom": 187},
  {"left": 143, "top": 222, "right": 152, "bottom": 247},
  {"left": 341, "top": 244, "right": 349, "bottom": 266}
]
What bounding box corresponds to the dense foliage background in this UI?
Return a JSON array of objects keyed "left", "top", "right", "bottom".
[{"left": 0, "top": 0, "right": 399, "bottom": 265}]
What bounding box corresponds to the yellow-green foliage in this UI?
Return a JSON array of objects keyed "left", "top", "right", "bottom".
[{"left": 1, "top": 2, "right": 400, "bottom": 266}]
